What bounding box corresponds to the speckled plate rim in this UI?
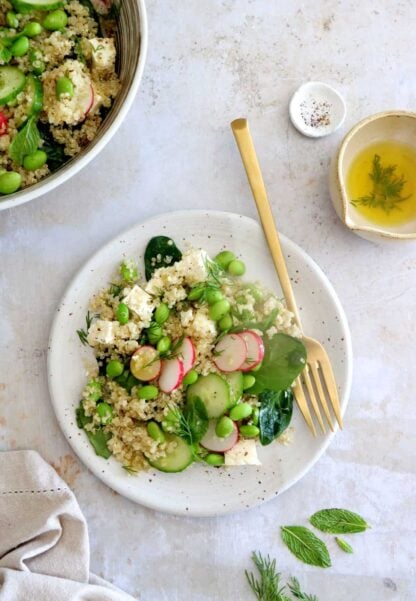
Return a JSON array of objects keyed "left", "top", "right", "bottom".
[{"left": 47, "top": 210, "right": 353, "bottom": 517}]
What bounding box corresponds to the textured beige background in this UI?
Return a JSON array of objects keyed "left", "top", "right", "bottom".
[{"left": 0, "top": 1, "right": 415, "bottom": 599}]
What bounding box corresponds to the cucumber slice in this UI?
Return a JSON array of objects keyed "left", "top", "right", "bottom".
[
  {"left": 11, "top": 0, "right": 64, "bottom": 10},
  {"left": 225, "top": 371, "right": 244, "bottom": 408},
  {"left": 148, "top": 434, "right": 193, "bottom": 473},
  {"left": 26, "top": 75, "right": 43, "bottom": 116},
  {"left": 186, "top": 373, "right": 230, "bottom": 418},
  {"left": 0, "top": 67, "right": 26, "bottom": 106}
]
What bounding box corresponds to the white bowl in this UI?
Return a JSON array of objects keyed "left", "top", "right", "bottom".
[{"left": 0, "top": 0, "right": 148, "bottom": 212}]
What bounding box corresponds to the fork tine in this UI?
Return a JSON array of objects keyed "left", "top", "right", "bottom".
[
  {"left": 319, "top": 360, "right": 343, "bottom": 428},
  {"left": 293, "top": 377, "right": 317, "bottom": 437},
  {"left": 310, "top": 363, "right": 334, "bottom": 432},
  {"left": 302, "top": 367, "right": 326, "bottom": 434}
]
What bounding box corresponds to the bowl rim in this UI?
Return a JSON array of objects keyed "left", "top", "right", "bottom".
[
  {"left": 336, "top": 110, "right": 416, "bottom": 240},
  {"left": 0, "top": 0, "right": 148, "bottom": 212}
]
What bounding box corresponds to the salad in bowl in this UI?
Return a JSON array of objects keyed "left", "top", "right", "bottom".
[{"left": 76, "top": 235, "right": 307, "bottom": 474}]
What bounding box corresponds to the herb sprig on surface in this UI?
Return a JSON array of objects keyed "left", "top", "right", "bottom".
[
  {"left": 351, "top": 154, "right": 410, "bottom": 213},
  {"left": 287, "top": 578, "right": 319, "bottom": 601}
]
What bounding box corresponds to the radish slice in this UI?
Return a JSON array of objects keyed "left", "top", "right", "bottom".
[
  {"left": 83, "top": 84, "right": 95, "bottom": 116},
  {"left": 239, "top": 330, "right": 265, "bottom": 372},
  {"left": 159, "top": 357, "right": 184, "bottom": 393},
  {"left": 200, "top": 420, "right": 239, "bottom": 453},
  {"left": 213, "top": 334, "right": 248, "bottom": 372},
  {"left": 176, "top": 337, "right": 195, "bottom": 374},
  {"left": 130, "top": 346, "right": 161, "bottom": 381}
]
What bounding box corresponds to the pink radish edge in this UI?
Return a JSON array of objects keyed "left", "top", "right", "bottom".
[
  {"left": 158, "top": 357, "right": 184, "bottom": 393},
  {"left": 240, "top": 330, "right": 265, "bottom": 372},
  {"left": 200, "top": 420, "right": 239, "bottom": 453},
  {"left": 213, "top": 333, "right": 248, "bottom": 373},
  {"left": 177, "top": 337, "right": 195, "bottom": 374}
]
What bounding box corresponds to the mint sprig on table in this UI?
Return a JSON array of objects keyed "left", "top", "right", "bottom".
[
  {"left": 310, "top": 508, "right": 369, "bottom": 534},
  {"left": 280, "top": 527, "right": 331, "bottom": 568},
  {"left": 335, "top": 537, "right": 353, "bottom": 554}
]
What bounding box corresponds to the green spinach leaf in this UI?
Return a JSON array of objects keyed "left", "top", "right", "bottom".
[
  {"left": 250, "top": 333, "right": 306, "bottom": 394},
  {"left": 144, "top": 236, "right": 182, "bottom": 280},
  {"left": 9, "top": 116, "right": 41, "bottom": 165},
  {"left": 76, "top": 401, "right": 91, "bottom": 428},
  {"left": 258, "top": 389, "right": 293, "bottom": 445},
  {"left": 37, "top": 122, "right": 66, "bottom": 172},
  {"left": 86, "top": 428, "right": 112, "bottom": 459}
]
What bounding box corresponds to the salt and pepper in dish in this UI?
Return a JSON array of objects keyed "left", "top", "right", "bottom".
[{"left": 289, "top": 81, "right": 346, "bottom": 138}]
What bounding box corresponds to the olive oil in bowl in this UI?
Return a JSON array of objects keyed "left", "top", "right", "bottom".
[{"left": 347, "top": 140, "right": 416, "bottom": 227}]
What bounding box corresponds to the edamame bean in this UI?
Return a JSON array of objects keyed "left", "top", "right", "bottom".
[
  {"left": 215, "top": 416, "right": 234, "bottom": 438},
  {"left": 11, "top": 35, "right": 29, "bottom": 57},
  {"left": 43, "top": 9, "right": 68, "bottom": 31},
  {"left": 157, "top": 336, "right": 171, "bottom": 353},
  {"left": 29, "top": 48, "right": 45, "bottom": 74},
  {"left": 147, "top": 421, "right": 165, "bottom": 443},
  {"left": 138, "top": 385, "right": 159, "bottom": 400},
  {"left": 227, "top": 259, "right": 246, "bottom": 276},
  {"left": 218, "top": 314, "right": 233, "bottom": 331},
  {"left": 119, "top": 259, "right": 137, "bottom": 283},
  {"left": 209, "top": 299, "right": 230, "bottom": 321},
  {"left": 116, "top": 302, "right": 129, "bottom": 325},
  {"left": 239, "top": 424, "right": 259, "bottom": 438},
  {"left": 0, "top": 171, "right": 21, "bottom": 194},
  {"left": 106, "top": 359, "right": 124, "bottom": 378},
  {"left": 251, "top": 407, "right": 259, "bottom": 426},
  {"left": 97, "top": 402, "right": 113, "bottom": 425},
  {"left": 23, "top": 22, "right": 42, "bottom": 37},
  {"left": 243, "top": 374, "right": 256, "bottom": 390},
  {"left": 147, "top": 321, "right": 163, "bottom": 344},
  {"left": 154, "top": 302, "right": 170, "bottom": 324},
  {"left": 182, "top": 369, "right": 198, "bottom": 386},
  {"left": 23, "top": 150, "right": 47, "bottom": 171},
  {"left": 56, "top": 76, "right": 74, "bottom": 99},
  {"left": 229, "top": 402, "right": 252, "bottom": 421},
  {"left": 206, "top": 288, "right": 223, "bottom": 305},
  {"left": 187, "top": 284, "right": 205, "bottom": 301},
  {"left": 6, "top": 11, "right": 19, "bottom": 28},
  {"left": 205, "top": 453, "right": 224, "bottom": 467},
  {"left": 85, "top": 379, "right": 102, "bottom": 402},
  {"left": 214, "top": 250, "right": 236, "bottom": 270}
]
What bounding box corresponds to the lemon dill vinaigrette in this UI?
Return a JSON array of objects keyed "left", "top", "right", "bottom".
[{"left": 346, "top": 140, "right": 416, "bottom": 226}]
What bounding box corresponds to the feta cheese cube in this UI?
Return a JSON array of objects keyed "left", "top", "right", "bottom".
[
  {"left": 180, "top": 308, "right": 194, "bottom": 327},
  {"left": 87, "top": 320, "right": 117, "bottom": 346},
  {"left": 122, "top": 285, "right": 155, "bottom": 325},
  {"left": 89, "top": 38, "right": 116, "bottom": 77},
  {"left": 175, "top": 249, "right": 208, "bottom": 285},
  {"left": 224, "top": 439, "right": 262, "bottom": 466}
]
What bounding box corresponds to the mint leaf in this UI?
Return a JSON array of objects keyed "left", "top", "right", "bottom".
[
  {"left": 335, "top": 537, "right": 353, "bottom": 553},
  {"left": 310, "top": 508, "right": 369, "bottom": 534},
  {"left": 9, "top": 116, "right": 41, "bottom": 165},
  {"left": 250, "top": 334, "right": 306, "bottom": 394},
  {"left": 280, "top": 526, "right": 331, "bottom": 568}
]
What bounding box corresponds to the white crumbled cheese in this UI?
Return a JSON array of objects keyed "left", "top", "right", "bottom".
[
  {"left": 122, "top": 285, "right": 155, "bottom": 325},
  {"left": 190, "top": 311, "right": 217, "bottom": 340},
  {"left": 266, "top": 326, "right": 278, "bottom": 339},
  {"left": 87, "top": 320, "right": 117, "bottom": 346},
  {"left": 180, "top": 308, "right": 194, "bottom": 327},
  {"left": 224, "top": 439, "right": 262, "bottom": 466},
  {"left": 175, "top": 249, "right": 208, "bottom": 285},
  {"left": 263, "top": 296, "right": 279, "bottom": 314},
  {"left": 89, "top": 38, "right": 116, "bottom": 76}
]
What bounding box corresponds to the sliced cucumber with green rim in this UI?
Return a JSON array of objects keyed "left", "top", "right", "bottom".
[
  {"left": 26, "top": 74, "right": 43, "bottom": 115},
  {"left": 0, "top": 67, "right": 26, "bottom": 106},
  {"left": 225, "top": 371, "right": 244, "bottom": 408},
  {"left": 148, "top": 434, "right": 193, "bottom": 473},
  {"left": 11, "top": 0, "right": 64, "bottom": 10},
  {"left": 186, "top": 373, "right": 230, "bottom": 418}
]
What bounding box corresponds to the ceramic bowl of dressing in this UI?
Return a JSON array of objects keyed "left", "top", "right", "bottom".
[{"left": 329, "top": 111, "right": 416, "bottom": 243}]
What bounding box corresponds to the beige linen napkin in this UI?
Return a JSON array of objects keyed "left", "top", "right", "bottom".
[{"left": 0, "top": 450, "right": 136, "bottom": 601}]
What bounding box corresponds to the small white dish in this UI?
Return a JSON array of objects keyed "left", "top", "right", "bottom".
[
  {"left": 289, "top": 81, "right": 346, "bottom": 138},
  {"left": 48, "top": 211, "right": 352, "bottom": 517}
]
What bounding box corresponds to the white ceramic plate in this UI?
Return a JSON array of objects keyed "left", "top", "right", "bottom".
[{"left": 48, "top": 211, "right": 352, "bottom": 516}]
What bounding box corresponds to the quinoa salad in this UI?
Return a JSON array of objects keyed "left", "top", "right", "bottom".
[
  {"left": 76, "top": 236, "right": 307, "bottom": 474},
  {"left": 0, "top": 0, "right": 119, "bottom": 196}
]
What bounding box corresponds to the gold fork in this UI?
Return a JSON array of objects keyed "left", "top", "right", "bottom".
[{"left": 231, "top": 118, "right": 342, "bottom": 436}]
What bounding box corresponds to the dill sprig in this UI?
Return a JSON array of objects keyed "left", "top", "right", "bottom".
[
  {"left": 351, "top": 154, "right": 410, "bottom": 214},
  {"left": 76, "top": 311, "right": 94, "bottom": 346},
  {"left": 287, "top": 578, "right": 319, "bottom": 601},
  {"left": 245, "top": 552, "right": 291, "bottom": 601}
]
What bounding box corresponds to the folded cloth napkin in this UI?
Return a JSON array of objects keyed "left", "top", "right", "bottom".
[{"left": 0, "top": 450, "right": 136, "bottom": 601}]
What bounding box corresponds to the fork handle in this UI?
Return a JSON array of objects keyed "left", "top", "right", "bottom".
[{"left": 231, "top": 118, "right": 302, "bottom": 328}]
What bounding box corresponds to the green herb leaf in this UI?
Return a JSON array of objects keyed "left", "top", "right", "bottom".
[
  {"left": 258, "top": 389, "right": 293, "bottom": 446},
  {"left": 144, "top": 236, "right": 182, "bottom": 280},
  {"left": 335, "top": 537, "right": 353, "bottom": 553},
  {"left": 76, "top": 311, "right": 94, "bottom": 346},
  {"left": 230, "top": 308, "right": 279, "bottom": 334},
  {"left": 9, "top": 116, "right": 41, "bottom": 165},
  {"left": 174, "top": 397, "right": 209, "bottom": 446},
  {"left": 287, "top": 577, "right": 319, "bottom": 601},
  {"left": 250, "top": 333, "right": 306, "bottom": 394},
  {"left": 122, "top": 465, "right": 138, "bottom": 475},
  {"left": 245, "top": 551, "right": 291, "bottom": 601},
  {"left": 86, "top": 428, "right": 112, "bottom": 459},
  {"left": 351, "top": 154, "right": 410, "bottom": 214},
  {"left": 38, "top": 122, "right": 66, "bottom": 172},
  {"left": 280, "top": 526, "right": 331, "bottom": 568},
  {"left": 310, "top": 508, "right": 369, "bottom": 534},
  {"left": 75, "top": 401, "right": 91, "bottom": 428}
]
